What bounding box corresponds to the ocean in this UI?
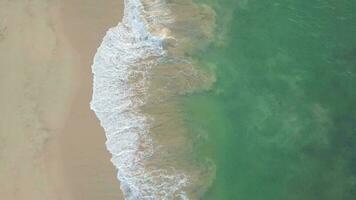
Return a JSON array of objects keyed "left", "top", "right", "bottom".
[{"left": 91, "top": 0, "right": 356, "bottom": 199}]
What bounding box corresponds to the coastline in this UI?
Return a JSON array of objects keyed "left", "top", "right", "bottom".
[
  {"left": 90, "top": 0, "right": 216, "bottom": 199},
  {"left": 0, "top": 0, "right": 216, "bottom": 199}
]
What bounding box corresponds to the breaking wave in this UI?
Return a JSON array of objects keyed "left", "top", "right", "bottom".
[{"left": 90, "top": 0, "right": 215, "bottom": 199}]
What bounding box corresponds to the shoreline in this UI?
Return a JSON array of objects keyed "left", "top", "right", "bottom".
[{"left": 90, "top": 0, "right": 216, "bottom": 199}]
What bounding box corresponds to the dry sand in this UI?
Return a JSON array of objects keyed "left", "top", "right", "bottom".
[{"left": 0, "top": 0, "right": 124, "bottom": 199}]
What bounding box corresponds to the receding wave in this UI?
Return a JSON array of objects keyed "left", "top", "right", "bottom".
[{"left": 90, "top": 0, "right": 215, "bottom": 199}]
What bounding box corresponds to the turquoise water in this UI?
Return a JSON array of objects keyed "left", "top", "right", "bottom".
[{"left": 183, "top": 0, "right": 356, "bottom": 199}]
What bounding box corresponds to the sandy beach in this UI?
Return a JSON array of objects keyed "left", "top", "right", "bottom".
[{"left": 0, "top": 0, "right": 124, "bottom": 199}]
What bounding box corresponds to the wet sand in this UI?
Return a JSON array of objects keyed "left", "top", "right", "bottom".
[
  {"left": 0, "top": 0, "right": 124, "bottom": 199},
  {"left": 56, "top": 0, "right": 124, "bottom": 199}
]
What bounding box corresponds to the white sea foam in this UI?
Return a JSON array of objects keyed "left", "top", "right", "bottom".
[{"left": 90, "top": 0, "right": 191, "bottom": 199}]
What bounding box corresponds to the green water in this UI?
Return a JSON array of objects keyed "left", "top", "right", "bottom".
[{"left": 183, "top": 0, "right": 356, "bottom": 199}]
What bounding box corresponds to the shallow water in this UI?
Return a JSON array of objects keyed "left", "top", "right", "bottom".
[
  {"left": 182, "top": 0, "right": 356, "bottom": 199},
  {"left": 91, "top": 0, "right": 216, "bottom": 199},
  {"left": 92, "top": 0, "right": 356, "bottom": 199}
]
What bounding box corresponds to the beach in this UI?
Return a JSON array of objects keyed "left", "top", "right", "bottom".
[
  {"left": 2, "top": 0, "right": 355, "bottom": 199},
  {"left": 0, "top": 0, "right": 124, "bottom": 199}
]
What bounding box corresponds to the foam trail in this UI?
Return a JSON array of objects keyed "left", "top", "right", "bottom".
[
  {"left": 90, "top": 0, "right": 215, "bottom": 199},
  {"left": 90, "top": 0, "right": 189, "bottom": 199}
]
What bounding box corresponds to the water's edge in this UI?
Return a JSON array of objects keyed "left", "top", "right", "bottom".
[{"left": 90, "top": 0, "right": 216, "bottom": 199}]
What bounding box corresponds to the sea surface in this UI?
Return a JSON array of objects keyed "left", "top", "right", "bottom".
[
  {"left": 186, "top": 0, "right": 356, "bottom": 199},
  {"left": 91, "top": 0, "right": 356, "bottom": 199}
]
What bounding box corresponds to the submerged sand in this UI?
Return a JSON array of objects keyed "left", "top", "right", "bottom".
[
  {"left": 89, "top": 0, "right": 217, "bottom": 198},
  {"left": 0, "top": 0, "right": 124, "bottom": 199}
]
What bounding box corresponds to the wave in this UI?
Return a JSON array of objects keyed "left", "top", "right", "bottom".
[{"left": 90, "top": 0, "right": 215, "bottom": 199}]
